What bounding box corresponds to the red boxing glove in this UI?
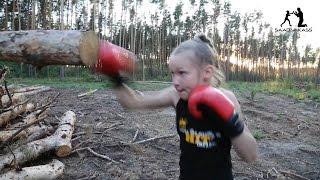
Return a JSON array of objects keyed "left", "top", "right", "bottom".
[
  {"left": 188, "top": 85, "right": 244, "bottom": 138},
  {"left": 95, "top": 40, "right": 136, "bottom": 85}
]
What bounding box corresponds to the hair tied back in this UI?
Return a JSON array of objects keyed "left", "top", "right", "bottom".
[{"left": 197, "top": 34, "right": 213, "bottom": 48}]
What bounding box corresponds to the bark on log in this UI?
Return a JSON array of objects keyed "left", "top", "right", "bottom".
[
  {"left": 1, "top": 93, "right": 26, "bottom": 108},
  {"left": 0, "top": 30, "right": 99, "bottom": 67},
  {"left": 26, "top": 125, "right": 54, "bottom": 143},
  {"left": 11, "top": 109, "right": 47, "bottom": 128},
  {"left": 0, "top": 159, "right": 64, "bottom": 180},
  {"left": 0, "top": 111, "right": 76, "bottom": 171},
  {"left": 1, "top": 110, "right": 49, "bottom": 143},
  {"left": 0, "top": 103, "right": 34, "bottom": 127},
  {"left": 0, "top": 130, "right": 27, "bottom": 142}
]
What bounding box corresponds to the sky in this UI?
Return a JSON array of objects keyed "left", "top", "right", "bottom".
[
  {"left": 230, "top": 0, "right": 320, "bottom": 50},
  {"left": 161, "top": 0, "right": 320, "bottom": 51},
  {"left": 5, "top": 0, "right": 316, "bottom": 51}
]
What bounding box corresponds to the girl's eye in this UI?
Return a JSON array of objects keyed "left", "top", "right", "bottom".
[{"left": 179, "top": 71, "right": 186, "bottom": 75}]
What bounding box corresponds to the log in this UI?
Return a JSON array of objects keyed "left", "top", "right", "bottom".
[
  {"left": 26, "top": 125, "right": 54, "bottom": 143},
  {"left": 1, "top": 110, "right": 49, "bottom": 143},
  {"left": 0, "top": 130, "right": 27, "bottom": 142},
  {"left": 0, "top": 159, "right": 64, "bottom": 180},
  {"left": 1, "top": 93, "right": 26, "bottom": 108},
  {"left": 0, "top": 111, "right": 76, "bottom": 171},
  {"left": 0, "top": 103, "right": 35, "bottom": 127},
  {"left": 0, "top": 30, "right": 99, "bottom": 67},
  {"left": 12, "top": 85, "right": 48, "bottom": 93},
  {"left": 11, "top": 109, "right": 48, "bottom": 128}
]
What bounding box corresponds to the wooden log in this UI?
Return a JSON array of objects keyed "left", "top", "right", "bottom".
[
  {"left": 26, "top": 125, "right": 54, "bottom": 143},
  {"left": 0, "top": 130, "right": 27, "bottom": 142},
  {"left": 0, "top": 30, "right": 99, "bottom": 67},
  {"left": 0, "top": 104, "right": 29, "bottom": 127},
  {"left": 0, "top": 159, "right": 64, "bottom": 180},
  {"left": 11, "top": 109, "right": 47, "bottom": 128},
  {"left": 54, "top": 111, "right": 76, "bottom": 157},
  {"left": 1, "top": 93, "right": 26, "bottom": 108},
  {"left": 12, "top": 85, "right": 48, "bottom": 93},
  {"left": 1, "top": 110, "right": 49, "bottom": 143},
  {"left": 0, "top": 111, "right": 76, "bottom": 171},
  {"left": 0, "top": 103, "right": 35, "bottom": 127},
  {"left": 0, "top": 124, "right": 53, "bottom": 143}
]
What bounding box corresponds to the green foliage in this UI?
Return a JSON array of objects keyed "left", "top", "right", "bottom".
[
  {"left": 252, "top": 130, "right": 265, "bottom": 140},
  {"left": 227, "top": 79, "right": 320, "bottom": 102}
]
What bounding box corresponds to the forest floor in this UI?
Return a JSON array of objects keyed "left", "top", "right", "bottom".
[{"left": 31, "top": 85, "right": 320, "bottom": 180}]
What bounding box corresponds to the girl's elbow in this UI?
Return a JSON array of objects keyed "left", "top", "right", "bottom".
[
  {"left": 243, "top": 143, "right": 258, "bottom": 163},
  {"left": 244, "top": 152, "right": 258, "bottom": 163}
]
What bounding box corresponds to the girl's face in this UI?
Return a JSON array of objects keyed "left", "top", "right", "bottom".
[{"left": 169, "top": 51, "right": 210, "bottom": 100}]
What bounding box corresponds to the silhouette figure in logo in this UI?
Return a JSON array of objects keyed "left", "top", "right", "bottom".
[
  {"left": 293, "top": 7, "right": 307, "bottom": 27},
  {"left": 280, "top": 10, "right": 293, "bottom": 27}
]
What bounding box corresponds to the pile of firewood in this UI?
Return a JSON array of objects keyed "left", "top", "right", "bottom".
[{"left": 0, "top": 69, "right": 76, "bottom": 179}]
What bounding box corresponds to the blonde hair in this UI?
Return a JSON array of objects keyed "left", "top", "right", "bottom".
[{"left": 171, "top": 34, "right": 225, "bottom": 87}]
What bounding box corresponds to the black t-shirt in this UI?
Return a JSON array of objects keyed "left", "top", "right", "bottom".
[{"left": 176, "top": 99, "right": 233, "bottom": 180}]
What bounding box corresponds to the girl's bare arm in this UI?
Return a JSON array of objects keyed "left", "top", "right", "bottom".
[
  {"left": 222, "top": 89, "right": 258, "bottom": 163},
  {"left": 115, "top": 84, "right": 179, "bottom": 110}
]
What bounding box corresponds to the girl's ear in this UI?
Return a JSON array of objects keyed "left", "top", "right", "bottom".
[{"left": 203, "top": 65, "right": 214, "bottom": 82}]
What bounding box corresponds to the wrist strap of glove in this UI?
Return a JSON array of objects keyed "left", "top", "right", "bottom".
[
  {"left": 223, "top": 113, "right": 244, "bottom": 138},
  {"left": 200, "top": 105, "right": 244, "bottom": 138},
  {"left": 110, "top": 75, "right": 126, "bottom": 87}
]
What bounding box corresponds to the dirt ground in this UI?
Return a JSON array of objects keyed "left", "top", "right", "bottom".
[{"left": 32, "top": 86, "right": 319, "bottom": 180}]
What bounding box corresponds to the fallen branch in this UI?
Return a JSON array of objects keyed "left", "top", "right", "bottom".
[
  {"left": 86, "top": 147, "right": 119, "bottom": 163},
  {"left": 131, "top": 130, "right": 139, "bottom": 143},
  {"left": 280, "top": 170, "right": 310, "bottom": 180},
  {"left": 33, "top": 93, "right": 60, "bottom": 112},
  {"left": 129, "top": 134, "right": 176, "bottom": 145},
  {"left": 299, "top": 147, "right": 320, "bottom": 155},
  {"left": 78, "top": 89, "right": 97, "bottom": 98},
  {"left": 0, "top": 159, "right": 64, "bottom": 180},
  {"left": 74, "top": 147, "right": 118, "bottom": 163},
  {"left": 3, "top": 80, "right": 12, "bottom": 107},
  {"left": 0, "top": 68, "right": 7, "bottom": 84}
]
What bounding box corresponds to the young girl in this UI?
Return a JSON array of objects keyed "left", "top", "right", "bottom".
[{"left": 97, "top": 34, "right": 257, "bottom": 179}]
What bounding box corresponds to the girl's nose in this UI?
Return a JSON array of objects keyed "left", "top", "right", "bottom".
[{"left": 172, "top": 75, "right": 180, "bottom": 87}]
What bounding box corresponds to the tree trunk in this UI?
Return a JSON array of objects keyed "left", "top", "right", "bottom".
[
  {"left": 316, "top": 56, "right": 320, "bottom": 84},
  {"left": 4, "top": 0, "right": 8, "bottom": 30},
  {"left": 0, "top": 159, "right": 64, "bottom": 180},
  {"left": 0, "top": 30, "right": 99, "bottom": 67}
]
